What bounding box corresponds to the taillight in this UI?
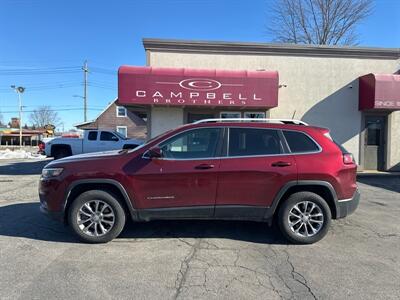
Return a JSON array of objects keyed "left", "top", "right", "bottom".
[{"left": 343, "top": 153, "right": 354, "bottom": 165}]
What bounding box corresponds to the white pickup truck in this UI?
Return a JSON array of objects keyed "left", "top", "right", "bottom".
[{"left": 44, "top": 130, "right": 144, "bottom": 159}]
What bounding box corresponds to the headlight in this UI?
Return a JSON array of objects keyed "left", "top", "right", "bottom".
[{"left": 42, "top": 168, "right": 64, "bottom": 179}]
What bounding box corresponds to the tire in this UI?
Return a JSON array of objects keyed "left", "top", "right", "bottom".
[
  {"left": 277, "top": 191, "right": 331, "bottom": 244},
  {"left": 122, "top": 144, "right": 138, "bottom": 150},
  {"left": 68, "top": 190, "right": 126, "bottom": 243},
  {"left": 53, "top": 148, "right": 71, "bottom": 160}
]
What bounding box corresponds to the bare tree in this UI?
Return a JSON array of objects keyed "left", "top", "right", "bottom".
[
  {"left": 29, "top": 105, "right": 61, "bottom": 128},
  {"left": 267, "top": 0, "right": 373, "bottom": 45}
]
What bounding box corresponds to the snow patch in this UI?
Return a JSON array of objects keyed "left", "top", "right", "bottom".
[{"left": 0, "top": 149, "right": 46, "bottom": 160}]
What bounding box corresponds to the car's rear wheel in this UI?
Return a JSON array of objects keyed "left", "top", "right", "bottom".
[
  {"left": 68, "top": 190, "right": 126, "bottom": 243},
  {"left": 278, "top": 191, "right": 331, "bottom": 244}
]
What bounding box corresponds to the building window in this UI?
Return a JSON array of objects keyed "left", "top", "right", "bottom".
[
  {"left": 116, "top": 106, "right": 127, "bottom": 117},
  {"left": 116, "top": 126, "right": 128, "bottom": 138},
  {"left": 244, "top": 112, "right": 266, "bottom": 119},
  {"left": 220, "top": 112, "right": 241, "bottom": 119}
]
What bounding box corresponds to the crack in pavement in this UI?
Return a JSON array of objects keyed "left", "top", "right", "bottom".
[
  {"left": 174, "top": 238, "right": 201, "bottom": 299},
  {"left": 283, "top": 249, "right": 317, "bottom": 300},
  {"left": 336, "top": 219, "right": 399, "bottom": 239}
]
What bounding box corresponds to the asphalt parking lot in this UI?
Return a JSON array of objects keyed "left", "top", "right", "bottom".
[{"left": 0, "top": 159, "right": 399, "bottom": 300}]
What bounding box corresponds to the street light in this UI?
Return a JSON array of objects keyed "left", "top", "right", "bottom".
[{"left": 11, "top": 85, "right": 25, "bottom": 147}]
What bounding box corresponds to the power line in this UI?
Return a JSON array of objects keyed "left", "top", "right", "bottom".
[
  {"left": 0, "top": 66, "right": 82, "bottom": 76},
  {"left": 0, "top": 83, "right": 82, "bottom": 93},
  {"left": 1, "top": 108, "right": 103, "bottom": 113}
]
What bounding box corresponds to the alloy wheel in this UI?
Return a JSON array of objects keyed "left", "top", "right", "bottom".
[
  {"left": 288, "top": 201, "right": 324, "bottom": 237},
  {"left": 76, "top": 200, "right": 115, "bottom": 237}
]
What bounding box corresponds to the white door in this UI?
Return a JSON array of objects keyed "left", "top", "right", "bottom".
[{"left": 84, "top": 131, "right": 101, "bottom": 153}]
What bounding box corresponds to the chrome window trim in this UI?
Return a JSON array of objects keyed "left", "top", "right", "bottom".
[{"left": 142, "top": 126, "right": 323, "bottom": 161}]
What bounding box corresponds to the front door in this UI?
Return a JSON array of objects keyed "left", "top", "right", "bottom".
[
  {"left": 215, "top": 127, "right": 297, "bottom": 218},
  {"left": 128, "top": 127, "right": 223, "bottom": 217},
  {"left": 364, "top": 115, "right": 386, "bottom": 170}
]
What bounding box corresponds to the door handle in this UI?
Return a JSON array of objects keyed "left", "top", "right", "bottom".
[
  {"left": 271, "top": 161, "right": 292, "bottom": 167},
  {"left": 195, "top": 164, "right": 215, "bottom": 170}
]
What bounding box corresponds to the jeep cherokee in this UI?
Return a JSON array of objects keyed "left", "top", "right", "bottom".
[{"left": 39, "top": 118, "right": 360, "bottom": 244}]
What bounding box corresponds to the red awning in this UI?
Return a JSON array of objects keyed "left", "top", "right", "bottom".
[
  {"left": 118, "top": 66, "right": 279, "bottom": 108},
  {"left": 359, "top": 73, "right": 400, "bottom": 110}
]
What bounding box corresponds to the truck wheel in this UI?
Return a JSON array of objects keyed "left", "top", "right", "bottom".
[
  {"left": 53, "top": 148, "right": 70, "bottom": 160},
  {"left": 68, "top": 190, "right": 126, "bottom": 243},
  {"left": 277, "top": 192, "right": 331, "bottom": 244},
  {"left": 122, "top": 144, "right": 138, "bottom": 150}
]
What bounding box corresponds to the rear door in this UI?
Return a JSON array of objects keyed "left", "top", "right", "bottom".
[
  {"left": 83, "top": 131, "right": 100, "bottom": 153},
  {"left": 215, "top": 127, "right": 297, "bottom": 218}
]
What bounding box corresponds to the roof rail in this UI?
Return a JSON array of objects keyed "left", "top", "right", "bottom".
[{"left": 193, "top": 118, "right": 309, "bottom": 126}]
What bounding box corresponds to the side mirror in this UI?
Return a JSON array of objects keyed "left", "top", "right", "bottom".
[
  {"left": 147, "top": 146, "right": 162, "bottom": 159},
  {"left": 111, "top": 136, "right": 119, "bottom": 141}
]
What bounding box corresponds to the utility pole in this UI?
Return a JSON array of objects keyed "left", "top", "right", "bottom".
[
  {"left": 83, "top": 60, "right": 88, "bottom": 122},
  {"left": 11, "top": 85, "right": 25, "bottom": 147}
]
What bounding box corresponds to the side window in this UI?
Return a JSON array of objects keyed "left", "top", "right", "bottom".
[
  {"left": 88, "top": 131, "right": 98, "bottom": 141},
  {"left": 160, "top": 128, "right": 221, "bottom": 159},
  {"left": 283, "top": 131, "right": 320, "bottom": 153},
  {"left": 100, "top": 131, "right": 118, "bottom": 141},
  {"left": 228, "top": 128, "right": 282, "bottom": 156}
]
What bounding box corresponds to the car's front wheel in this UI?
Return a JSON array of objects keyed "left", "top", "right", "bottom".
[
  {"left": 278, "top": 191, "right": 331, "bottom": 244},
  {"left": 68, "top": 190, "right": 126, "bottom": 243}
]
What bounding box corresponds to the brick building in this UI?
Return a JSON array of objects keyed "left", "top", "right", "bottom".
[{"left": 75, "top": 99, "right": 147, "bottom": 139}]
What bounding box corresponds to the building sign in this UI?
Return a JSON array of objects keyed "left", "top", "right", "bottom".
[
  {"left": 118, "top": 66, "right": 279, "bottom": 108},
  {"left": 359, "top": 73, "right": 400, "bottom": 110}
]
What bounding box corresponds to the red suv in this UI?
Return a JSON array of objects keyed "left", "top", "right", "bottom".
[{"left": 39, "top": 119, "right": 359, "bottom": 244}]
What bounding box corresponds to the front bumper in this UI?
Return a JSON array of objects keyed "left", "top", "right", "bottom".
[
  {"left": 40, "top": 204, "right": 64, "bottom": 222},
  {"left": 336, "top": 189, "right": 360, "bottom": 219}
]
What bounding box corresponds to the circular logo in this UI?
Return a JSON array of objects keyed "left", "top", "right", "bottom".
[{"left": 179, "top": 78, "right": 222, "bottom": 91}]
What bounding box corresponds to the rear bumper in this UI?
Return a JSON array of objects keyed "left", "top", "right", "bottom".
[{"left": 336, "top": 189, "right": 360, "bottom": 219}]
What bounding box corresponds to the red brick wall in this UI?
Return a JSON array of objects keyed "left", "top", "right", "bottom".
[{"left": 77, "top": 102, "right": 147, "bottom": 139}]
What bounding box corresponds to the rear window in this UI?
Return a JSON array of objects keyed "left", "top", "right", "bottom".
[
  {"left": 88, "top": 131, "right": 97, "bottom": 141},
  {"left": 283, "top": 131, "right": 320, "bottom": 153}
]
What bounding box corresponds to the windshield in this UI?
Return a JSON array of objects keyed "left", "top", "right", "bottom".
[{"left": 127, "top": 129, "right": 174, "bottom": 153}]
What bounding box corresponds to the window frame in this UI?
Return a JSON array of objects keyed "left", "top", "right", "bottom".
[
  {"left": 116, "top": 126, "right": 128, "bottom": 138},
  {"left": 116, "top": 106, "right": 127, "bottom": 118},
  {"left": 145, "top": 127, "right": 224, "bottom": 161},
  {"left": 281, "top": 129, "right": 322, "bottom": 155}
]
